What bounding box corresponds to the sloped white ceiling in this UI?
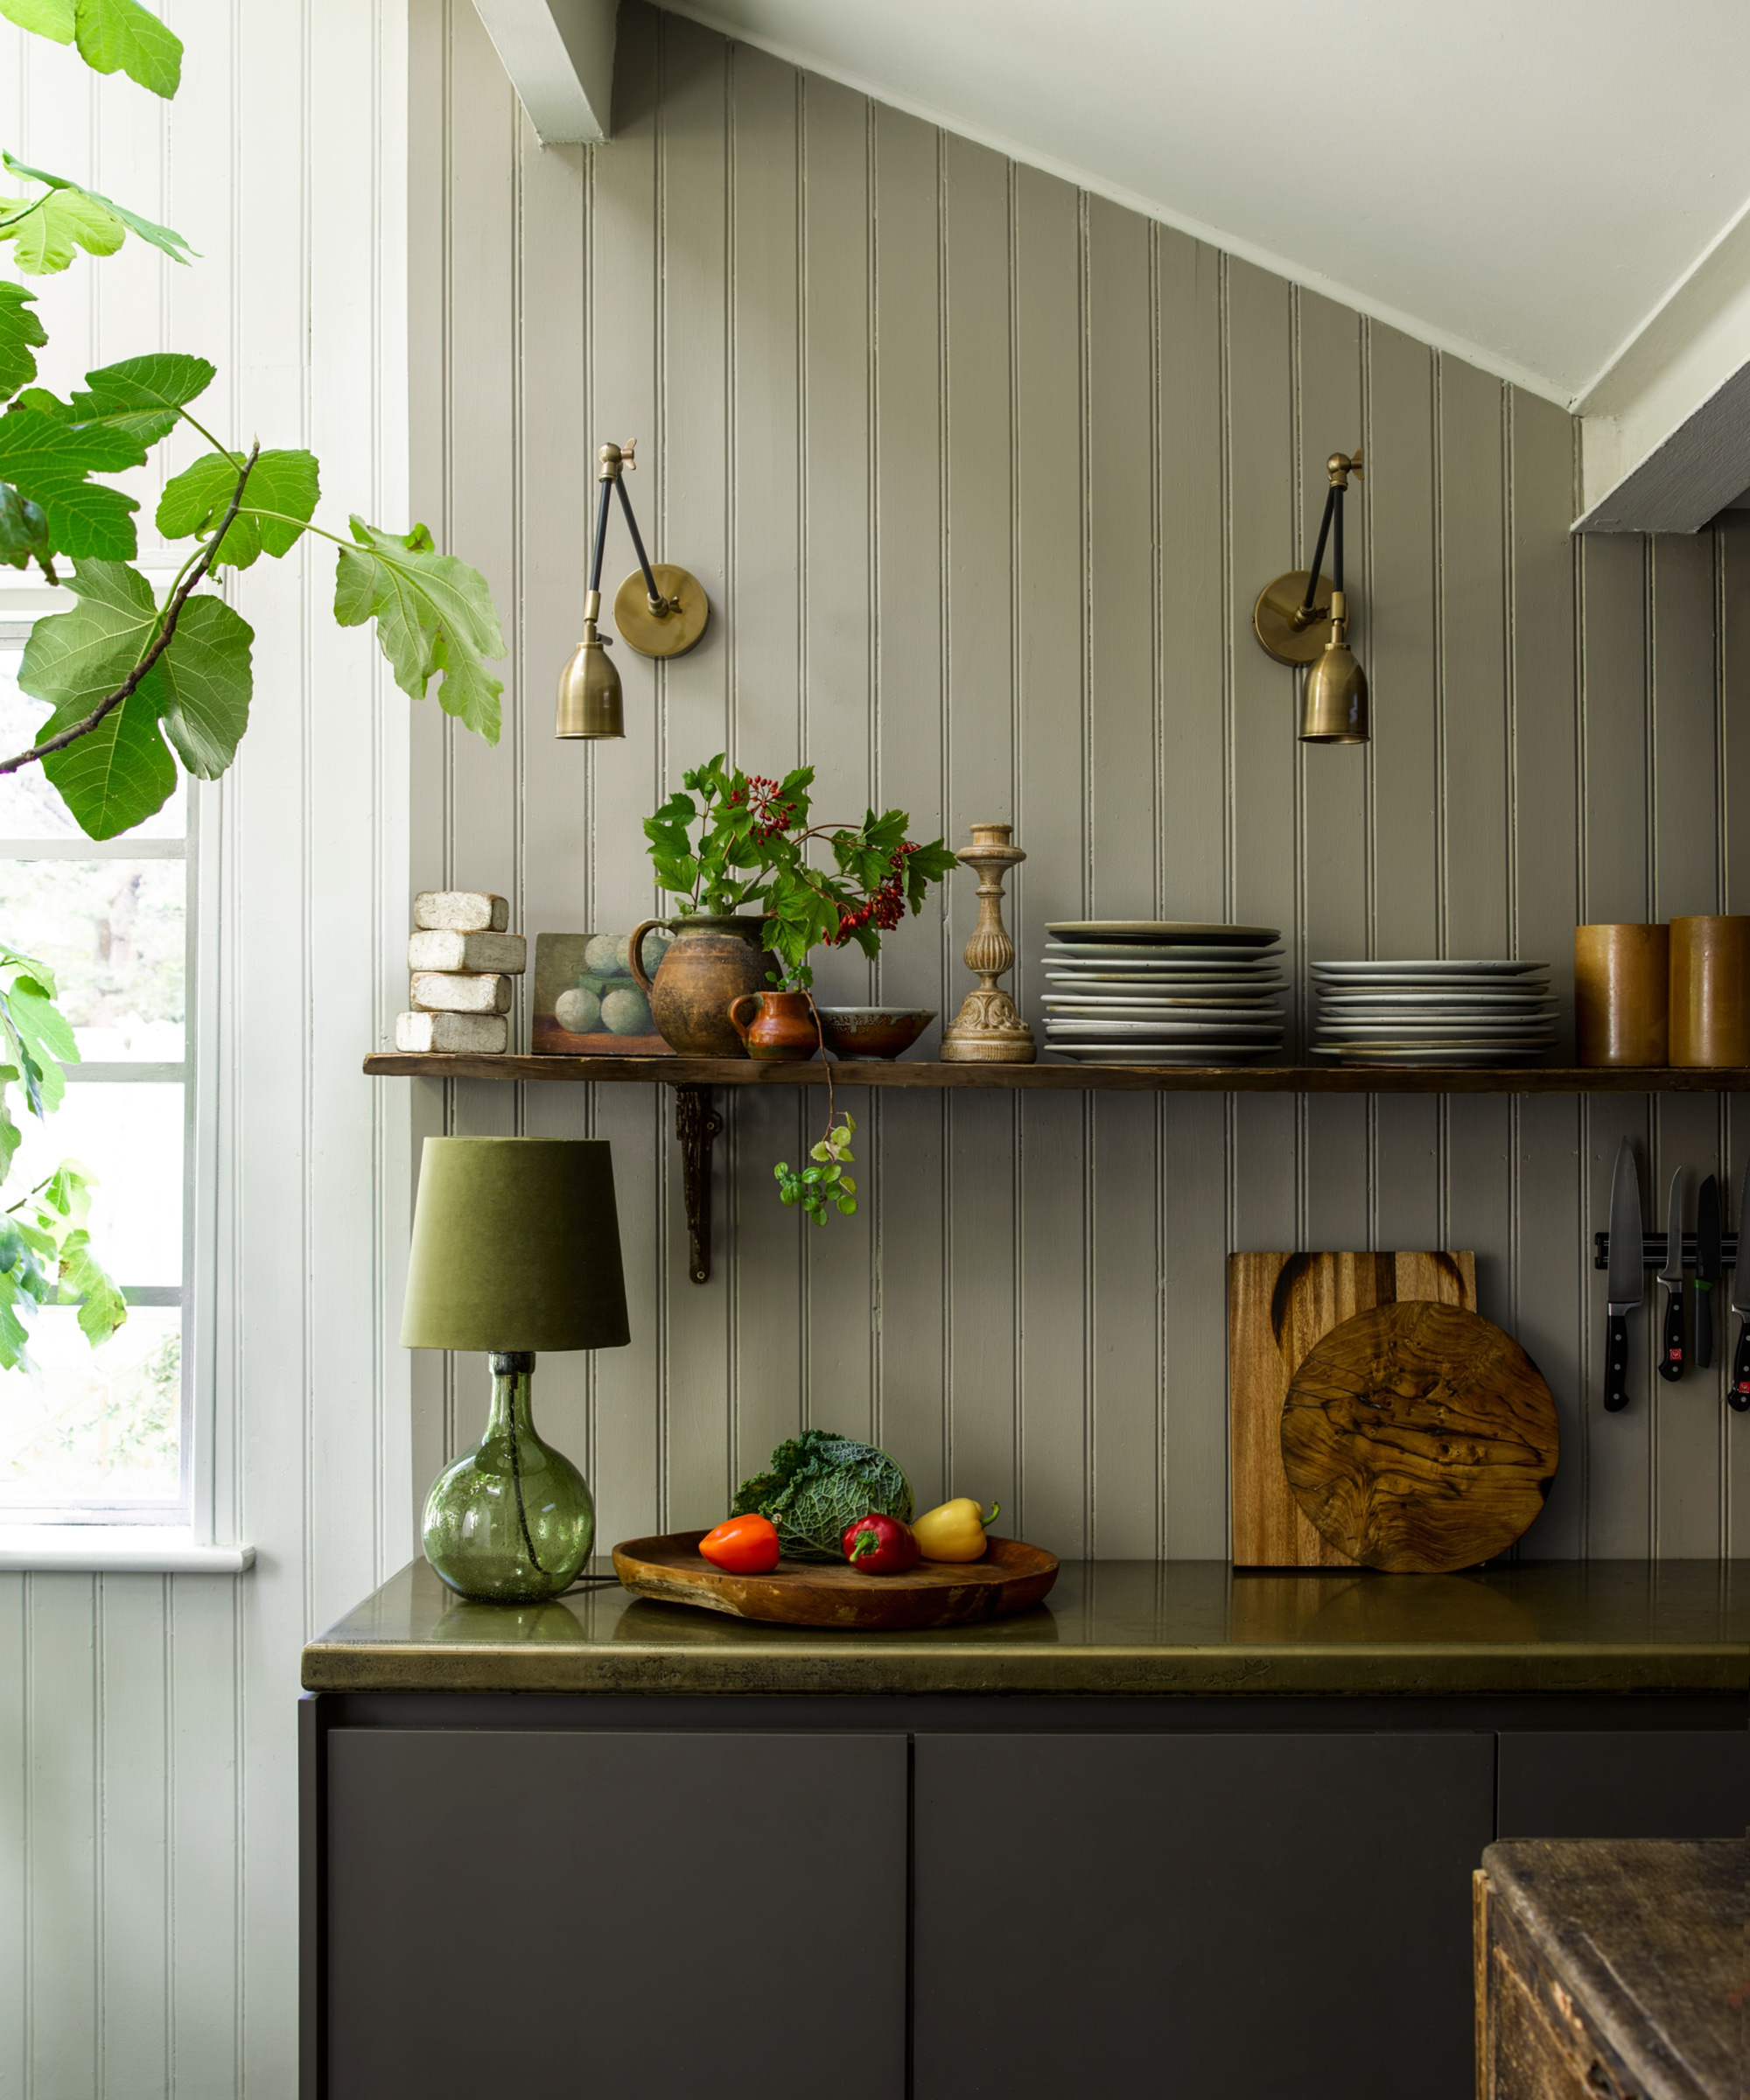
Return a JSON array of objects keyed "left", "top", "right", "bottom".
[{"left": 664, "top": 0, "right": 1750, "bottom": 412}]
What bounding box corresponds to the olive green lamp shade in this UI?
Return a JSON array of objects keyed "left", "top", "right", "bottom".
[{"left": 401, "top": 1138, "right": 630, "bottom": 1354}]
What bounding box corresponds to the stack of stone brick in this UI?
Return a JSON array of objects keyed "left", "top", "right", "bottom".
[{"left": 395, "top": 892, "right": 525, "bottom": 1054}]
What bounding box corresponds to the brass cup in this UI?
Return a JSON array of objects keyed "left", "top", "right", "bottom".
[
  {"left": 1574, "top": 923, "right": 1669, "bottom": 1067},
  {"left": 1670, "top": 915, "right": 1750, "bottom": 1068}
]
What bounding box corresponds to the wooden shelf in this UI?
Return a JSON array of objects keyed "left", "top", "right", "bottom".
[{"left": 363, "top": 1054, "right": 1750, "bottom": 1096}]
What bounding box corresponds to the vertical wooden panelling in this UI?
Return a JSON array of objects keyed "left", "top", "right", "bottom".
[
  {"left": 1012, "top": 166, "right": 1088, "bottom": 1550},
  {"left": 869, "top": 104, "right": 948, "bottom": 1502},
  {"left": 401, "top": 0, "right": 1748, "bottom": 1579}
]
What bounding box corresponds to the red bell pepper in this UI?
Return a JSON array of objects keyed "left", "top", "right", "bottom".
[
  {"left": 697, "top": 1514, "right": 781, "bottom": 1573},
  {"left": 842, "top": 1510, "right": 920, "bottom": 1576}
]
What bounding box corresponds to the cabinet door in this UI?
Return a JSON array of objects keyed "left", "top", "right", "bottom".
[
  {"left": 914, "top": 1732, "right": 1493, "bottom": 2100},
  {"left": 325, "top": 1730, "right": 906, "bottom": 2100},
  {"left": 1497, "top": 1732, "right": 1748, "bottom": 1840}
]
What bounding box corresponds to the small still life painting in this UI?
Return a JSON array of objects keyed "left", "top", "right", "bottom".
[{"left": 532, "top": 932, "right": 675, "bottom": 1055}]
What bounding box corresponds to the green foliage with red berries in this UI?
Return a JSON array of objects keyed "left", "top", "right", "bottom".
[{"left": 644, "top": 752, "right": 958, "bottom": 989}]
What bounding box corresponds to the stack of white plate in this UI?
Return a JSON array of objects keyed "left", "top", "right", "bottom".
[
  {"left": 1311, "top": 959, "right": 1556, "bottom": 1066},
  {"left": 1041, "top": 921, "right": 1286, "bottom": 1065}
]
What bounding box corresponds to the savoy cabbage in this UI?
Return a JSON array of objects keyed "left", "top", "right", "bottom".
[{"left": 731, "top": 1430, "right": 914, "bottom": 1562}]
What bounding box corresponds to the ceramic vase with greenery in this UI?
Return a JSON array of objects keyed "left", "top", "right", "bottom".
[{"left": 645, "top": 754, "right": 957, "bottom": 1222}]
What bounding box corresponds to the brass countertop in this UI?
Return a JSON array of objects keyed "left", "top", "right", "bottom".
[{"left": 302, "top": 1558, "right": 1750, "bottom": 1698}]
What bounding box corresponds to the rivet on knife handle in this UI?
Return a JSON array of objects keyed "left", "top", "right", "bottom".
[
  {"left": 1659, "top": 1289, "right": 1684, "bottom": 1382},
  {"left": 1732, "top": 1319, "right": 1750, "bottom": 1412},
  {"left": 1605, "top": 1312, "right": 1632, "bottom": 1412}
]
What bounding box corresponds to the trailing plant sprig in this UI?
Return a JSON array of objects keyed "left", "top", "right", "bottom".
[{"left": 648, "top": 754, "right": 959, "bottom": 1227}]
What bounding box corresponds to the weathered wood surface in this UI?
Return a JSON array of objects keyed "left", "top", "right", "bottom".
[
  {"left": 1476, "top": 1838, "right": 1744, "bottom": 2100},
  {"left": 363, "top": 1053, "right": 1750, "bottom": 1094},
  {"left": 1280, "top": 1302, "right": 1558, "bottom": 1572},
  {"left": 612, "top": 1530, "right": 1059, "bottom": 1628},
  {"left": 1229, "top": 1252, "right": 1477, "bottom": 1567}
]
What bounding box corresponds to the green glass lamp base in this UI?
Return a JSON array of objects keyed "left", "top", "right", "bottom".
[{"left": 421, "top": 1352, "right": 595, "bottom": 1602}]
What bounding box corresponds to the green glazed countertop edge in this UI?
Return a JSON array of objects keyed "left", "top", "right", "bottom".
[{"left": 302, "top": 1559, "right": 1750, "bottom": 1697}]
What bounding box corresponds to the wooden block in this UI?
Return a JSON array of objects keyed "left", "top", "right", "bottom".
[
  {"left": 410, "top": 971, "right": 513, "bottom": 1015},
  {"left": 407, "top": 930, "right": 526, "bottom": 975},
  {"left": 395, "top": 1011, "right": 509, "bottom": 1054},
  {"left": 413, "top": 891, "right": 509, "bottom": 933},
  {"left": 1228, "top": 1250, "right": 1477, "bottom": 1567}
]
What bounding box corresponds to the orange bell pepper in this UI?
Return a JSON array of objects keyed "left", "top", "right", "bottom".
[{"left": 698, "top": 1513, "right": 781, "bottom": 1573}]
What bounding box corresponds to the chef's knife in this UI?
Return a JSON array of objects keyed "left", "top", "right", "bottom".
[
  {"left": 1731, "top": 1153, "right": 1750, "bottom": 1412},
  {"left": 1605, "top": 1138, "right": 1642, "bottom": 1413},
  {"left": 1656, "top": 1166, "right": 1685, "bottom": 1382},
  {"left": 1696, "top": 1172, "right": 1721, "bottom": 1370}
]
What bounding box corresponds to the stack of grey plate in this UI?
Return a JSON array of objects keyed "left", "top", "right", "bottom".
[
  {"left": 1311, "top": 959, "right": 1556, "bottom": 1065},
  {"left": 1041, "top": 921, "right": 1286, "bottom": 1065}
]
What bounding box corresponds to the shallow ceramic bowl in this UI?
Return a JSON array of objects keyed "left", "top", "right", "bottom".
[{"left": 816, "top": 1006, "right": 936, "bottom": 1060}]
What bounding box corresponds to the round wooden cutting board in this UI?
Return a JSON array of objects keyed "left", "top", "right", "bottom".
[
  {"left": 1279, "top": 1300, "right": 1558, "bottom": 1573},
  {"left": 612, "top": 1531, "right": 1059, "bottom": 1629}
]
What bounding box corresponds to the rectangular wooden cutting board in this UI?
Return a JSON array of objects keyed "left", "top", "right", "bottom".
[{"left": 1228, "top": 1251, "right": 1477, "bottom": 1567}]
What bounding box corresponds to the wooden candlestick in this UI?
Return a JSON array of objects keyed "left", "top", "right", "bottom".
[{"left": 939, "top": 822, "right": 1036, "bottom": 1064}]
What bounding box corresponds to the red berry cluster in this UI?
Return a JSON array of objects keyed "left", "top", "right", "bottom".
[
  {"left": 726, "top": 774, "right": 797, "bottom": 840},
  {"left": 830, "top": 842, "right": 918, "bottom": 945}
]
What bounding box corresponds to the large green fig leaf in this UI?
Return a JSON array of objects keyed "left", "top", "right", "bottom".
[
  {"left": 17, "top": 558, "right": 152, "bottom": 716},
  {"left": 0, "top": 155, "right": 194, "bottom": 271},
  {"left": 66, "top": 352, "right": 215, "bottom": 446},
  {"left": 0, "top": 405, "right": 141, "bottom": 557},
  {"left": 158, "top": 446, "right": 318, "bottom": 569},
  {"left": 142, "top": 591, "right": 251, "bottom": 778},
  {"left": 0, "top": 0, "right": 182, "bottom": 98},
  {"left": 0, "top": 483, "right": 52, "bottom": 573},
  {"left": 0, "top": 283, "right": 46, "bottom": 401},
  {"left": 38, "top": 682, "right": 175, "bottom": 837},
  {"left": 332, "top": 517, "right": 504, "bottom": 745}
]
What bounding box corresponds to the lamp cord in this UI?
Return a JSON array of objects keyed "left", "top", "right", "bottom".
[
  {"left": 507, "top": 1419, "right": 545, "bottom": 1575},
  {"left": 587, "top": 477, "right": 613, "bottom": 596},
  {"left": 612, "top": 475, "right": 665, "bottom": 605}
]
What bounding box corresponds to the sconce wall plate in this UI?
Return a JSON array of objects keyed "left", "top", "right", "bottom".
[
  {"left": 1254, "top": 568, "right": 1336, "bottom": 667},
  {"left": 614, "top": 562, "right": 709, "bottom": 659}
]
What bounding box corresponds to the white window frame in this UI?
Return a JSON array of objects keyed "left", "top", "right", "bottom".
[{"left": 0, "top": 620, "right": 250, "bottom": 1571}]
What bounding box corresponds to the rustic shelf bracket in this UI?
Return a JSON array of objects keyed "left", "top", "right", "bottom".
[{"left": 675, "top": 1084, "right": 723, "bottom": 1284}]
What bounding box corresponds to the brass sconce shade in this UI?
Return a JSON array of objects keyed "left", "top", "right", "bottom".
[
  {"left": 1254, "top": 449, "right": 1369, "bottom": 746},
  {"left": 1300, "top": 589, "right": 1369, "bottom": 744},
  {"left": 401, "top": 1137, "right": 630, "bottom": 1354},
  {"left": 556, "top": 441, "right": 710, "bottom": 741}
]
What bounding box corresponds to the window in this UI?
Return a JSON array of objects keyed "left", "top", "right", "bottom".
[{"left": 0, "top": 624, "right": 194, "bottom": 1525}]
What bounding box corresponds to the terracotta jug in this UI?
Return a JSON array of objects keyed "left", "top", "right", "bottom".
[
  {"left": 727, "top": 989, "right": 822, "bottom": 1061},
  {"left": 627, "top": 914, "right": 768, "bottom": 1056}
]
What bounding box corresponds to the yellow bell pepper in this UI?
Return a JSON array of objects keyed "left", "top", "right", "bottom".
[{"left": 913, "top": 1497, "right": 998, "bottom": 1563}]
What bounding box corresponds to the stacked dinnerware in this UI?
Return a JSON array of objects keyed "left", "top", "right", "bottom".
[
  {"left": 1041, "top": 921, "right": 1286, "bottom": 1065},
  {"left": 1310, "top": 959, "right": 1556, "bottom": 1066}
]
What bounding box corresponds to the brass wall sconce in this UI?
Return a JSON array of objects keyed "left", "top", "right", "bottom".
[
  {"left": 555, "top": 441, "right": 710, "bottom": 740},
  {"left": 1252, "top": 449, "right": 1368, "bottom": 745}
]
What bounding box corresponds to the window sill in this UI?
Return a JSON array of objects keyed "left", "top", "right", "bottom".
[{"left": 0, "top": 1526, "right": 255, "bottom": 1572}]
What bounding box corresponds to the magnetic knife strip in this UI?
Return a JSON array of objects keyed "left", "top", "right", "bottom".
[{"left": 1593, "top": 1233, "right": 1740, "bottom": 1270}]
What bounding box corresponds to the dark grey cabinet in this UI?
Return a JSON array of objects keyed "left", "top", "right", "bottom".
[
  {"left": 913, "top": 1732, "right": 1494, "bottom": 2100},
  {"left": 1496, "top": 1731, "right": 1748, "bottom": 1840},
  {"left": 322, "top": 1730, "right": 907, "bottom": 2100}
]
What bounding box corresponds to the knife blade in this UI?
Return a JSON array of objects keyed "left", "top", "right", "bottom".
[
  {"left": 1605, "top": 1138, "right": 1643, "bottom": 1413},
  {"left": 1731, "top": 1154, "right": 1750, "bottom": 1412},
  {"left": 1696, "top": 1172, "right": 1721, "bottom": 1369},
  {"left": 1656, "top": 1166, "right": 1685, "bottom": 1382}
]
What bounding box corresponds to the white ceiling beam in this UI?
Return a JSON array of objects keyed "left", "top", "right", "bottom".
[
  {"left": 1575, "top": 202, "right": 1750, "bottom": 532},
  {"left": 472, "top": 0, "right": 618, "bottom": 144}
]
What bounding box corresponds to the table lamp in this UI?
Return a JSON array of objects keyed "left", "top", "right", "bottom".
[{"left": 402, "top": 1137, "right": 630, "bottom": 1602}]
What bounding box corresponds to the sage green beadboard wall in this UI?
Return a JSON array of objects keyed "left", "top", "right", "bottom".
[{"left": 407, "top": 0, "right": 1750, "bottom": 1561}]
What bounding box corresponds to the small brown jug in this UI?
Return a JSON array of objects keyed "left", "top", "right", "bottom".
[
  {"left": 627, "top": 914, "right": 768, "bottom": 1056},
  {"left": 727, "top": 989, "right": 822, "bottom": 1060}
]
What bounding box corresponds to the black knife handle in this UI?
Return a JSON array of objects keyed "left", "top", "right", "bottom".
[
  {"left": 1658, "top": 1286, "right": 1684, "bottom": 1382},
  {"left": 1605, "top": 1312, "right": 1631, "bottom": 1412},
  {"left": 1696, "top": 1283, "right": 1714, "bottom": 1370},
  {"left": 1731, "top": 1319, "right": 1750, "bottom": 1412}
]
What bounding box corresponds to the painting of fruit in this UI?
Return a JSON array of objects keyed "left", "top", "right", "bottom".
[{"left": 531, "top": 932, "right": 675, "bottom": 1055}]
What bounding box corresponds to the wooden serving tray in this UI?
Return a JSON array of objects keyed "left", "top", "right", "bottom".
[{"left": 612, "top": 1531, "right": 1060, "bottom": 1629}]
